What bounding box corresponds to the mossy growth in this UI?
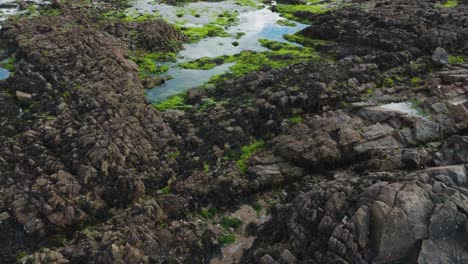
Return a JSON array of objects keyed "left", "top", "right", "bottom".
[
  {"left": 132, "top": 54, "right": 170, "bottom": 78},
  {"left": 203, "top": 163, "right": 210, "bottom": 173},
  {"left": 288, "top": 116, "right": 303, "bottom": 123},
  {"left": 213, "top": 10, "right": 239, "bottom": 26},
  {"left": 438, "top": 0, "right": 458, "bottom": 7},
  {"left": 168, "top": 150, "right": 180, "bottom": 159},
  {"left": 235, "top": 0, "right": 262, "bottom": 8},
  {"left": 283, "top": 33, "right": 328, "bottom": 47},
  {"left": 177, "top": 24, "right": 230, "bottom": 42},
  {"left": 221, "top": 216, "right": 242, "bottom": 229},
  {"left": 273, "top": 0, "right": 332, "bottom": 22},
  {"left": 276, "top": 19, "right": 296, "bottom": 27},
  {"left": 410, "top": 77, "right": 422, "bottom": 86},
  {"left": 160, "top": 186, "right": 171, "bottom": 194},
  {"left": 383, "top": 77, "right": 395, "bottom": 87},
  {"left": 200, "top": 207, "right": 217, "bottom": 219},
  {"left": 100, "top": 10, "right": 160, "bottom": 22},
  {"left": 448, "top": 55, "right": 465, "bottom": 64},
  {"left": 153, "top": 93, "right": 193, "bottom": 111},
  {"left": 236, "top": 140, "right": 264, "bottom": 173},
  {"left": 180, "top": 39, "right": 321, "bottom": 82},
  {"left": 16, "top": 251, "right": 28, "bottom": 263},
  {"left": 0, "top": 57, "right": 16, "bottom": 71},
  {"left": 219, "top": 234, "right": 236, "bottom": 245}
]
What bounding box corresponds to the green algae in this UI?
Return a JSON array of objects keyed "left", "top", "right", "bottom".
[
  {"left": 212, "top": 10, "right": 239, "bottom": 26},
  {"left": 273, "top": 0, "right": 331, "bottom": 22},
  {"left": 288, "top": 116, "right": 303, "bottom": 123},
  {"left": 448, "top": 55, "right": 465, "bottom": 64},
  {"left": 236, "top": 140, "right": 264, "bottom": 173},
  {"left": 235, "top": 0, "right": 262, "bottom": 8},
  {"left": 283, "top": 33, "right": 328, "bottom": 47},
  {"left": 439, "top": 0, "right": 458, "bottom": 7},
  {"left": 177, "top": 24, "right": 230, "bottom": 42},
  {"left": 219, "top": 234, "right": 236, "bottom": 245},
  {"left": 130, "top": 51, "right": 175, "bottom": 78},
  {"left": 179, "top": 39, "right": 320, "bottom": 82},
  {"left": 153, "top": 93, "right": 192, "bottom": 111},
  {"left": 276, "top": 19, "right": 297, "bottom": 27},
  {"left": 410, "top": 77, "right": 422, "bottom": 86},
  {"left": 0, "top": 57, "right": 16, "bottom": 71}
]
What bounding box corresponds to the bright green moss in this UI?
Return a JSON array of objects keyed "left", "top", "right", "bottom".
[
  {"left": 383, "top": 78, "right": 395, "bottom": 87},
  {"left": 289, "top": 116, "right": 303, "bottom": 123},
  {"left": 179, "top": 57, "right": 219, "bottom": 70},
  {"left": 440, "top": 0, "right": 458, "bottom": 7},
  {"left": 235, "top": 0, "right": 262, "bottom": 8},
  {"left": 448, "top": 55, "right": 465, "bottom": 64},
  {"left": 410, "top": 77, "right": 422, "bottom": 86},
  {"left": 236, "top": 140, "right": 264, "bottom": 173},
  {"left": 160, "top": 186, "right": 171, "bottom": 194},
  {"left": 180, "top": 39, "right": 320, "bottom": 82},
  {"left": 130, "top": 51, "right": 174, "bottom": 78},
  {"left": 213, "top": 10, "right": 239, "bottom": 26},
  {"left": 153, "top": 94, "right": 192, "bottom": 111},
  {"left": 274, "top": 1, "right": 330, "bottom": 22},
  {"left": 178, "top": 24, "right": 229, "bottom": 42}
]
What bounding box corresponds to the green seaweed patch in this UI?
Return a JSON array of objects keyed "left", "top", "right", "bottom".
[
  {"left": 213, "top": 10, "right": 239, "bottom": 26},
  {"left": 200, "top": 207, "right": 218, "bottom": 218},
  {"left": 100, "top": 9, "right": 161, "bottom": 22},
  {"left": 0, "top": 57, "right": 16, "bottom": 71},
  {"left": 160, "top": 186, "right": 171, "bottom": 194},
  {"left": 130, "top": 51, "right": 174, "bottom": 78},
  {"left": 235, "top": 0, "right": 262, "bottom": 8},
  {"left": 180, "top": 39, "right": 320, "bottom": 81},
  {"left": 410, "top": 77, "right": 422, "bottom": 86},
  {"left": 448, "top": 55, "right": 465, "bottom": 64},
  {"left": 219, "top": 234, "right": 236, "bottom": 245},
  {"left": 177, "top": 24, "right": 230, "bottom": 42},
  {"left": 153, "top": 93, "right": 192, "bottom": 111},
  {"left": 276, "top": 19, "right": 296, "bottom": 27},
  {"left": 383, "top": 77, "right": 395, "bottom": 87},
  {"left": 273, "top": 0, "right": 331, "bottom": 22},
  {"left": 179, "top": 57, "right": 220, "bottom": 70},
  {"left": 437, "top": 0, "right": 458, "bottom": 7},
  {"left": 236, "top": 140, "right": 264, "bottom": 173},
  {"left": 288, "top": 116, "right": 303, "bottom": 123},
  {"left": 283, "top": 33, "right": 328, "bottom": 47}
]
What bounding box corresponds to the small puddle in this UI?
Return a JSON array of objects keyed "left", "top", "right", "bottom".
[
  {"left": 379, "top": 102, "right": 426, "bottom": 117},
  {"left": 146, "top": 62, "right": 234, "bottom": 102},
  {"left": 137, "top": 0, "right": 308, "bottom": 103},
  {"left": 0, "top": 67, "right": 9, "bottom": 80}
]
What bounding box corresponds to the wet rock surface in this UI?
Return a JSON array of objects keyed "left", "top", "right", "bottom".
[{"left": 0, "top": 0, "right": 467, "bottom": 263}]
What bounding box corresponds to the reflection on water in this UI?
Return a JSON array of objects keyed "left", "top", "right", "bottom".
[
  {"left": 0, "top": 67, "right": 9, "bottom": 80},
  {"left": 147, "top": 63, "right": 234, "bottom": 102},
  {"left": 145, "top": 3, "right": 307, "bottom": 103}
]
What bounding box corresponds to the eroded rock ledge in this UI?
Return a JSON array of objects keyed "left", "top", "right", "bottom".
[{"left": 0, "top": 0, "right": 467, "bottom": 263}]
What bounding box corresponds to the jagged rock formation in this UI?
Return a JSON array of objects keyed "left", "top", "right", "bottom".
[{"left": 0, "top": 0, "right": 467, "bottom": 263}]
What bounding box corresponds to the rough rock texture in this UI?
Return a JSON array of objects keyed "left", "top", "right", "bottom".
[{"left": 0, "top": 0, "right": 468, "bottom": 263}]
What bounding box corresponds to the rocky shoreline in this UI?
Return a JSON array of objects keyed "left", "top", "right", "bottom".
[{"left": 0, "top": 0, "right": 467, "bottom": 263}]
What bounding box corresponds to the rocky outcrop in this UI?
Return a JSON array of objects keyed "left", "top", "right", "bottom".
[{"left": 0, "top": 0, "right": 468, "bottom": 263}]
